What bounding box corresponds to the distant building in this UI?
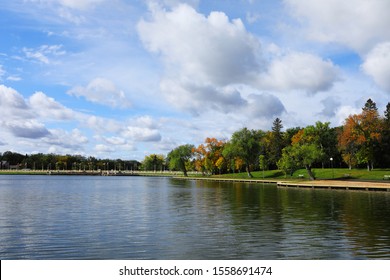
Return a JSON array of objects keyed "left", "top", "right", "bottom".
[{"left": 1, "top": 161, "right": 10, "bottom": 169}]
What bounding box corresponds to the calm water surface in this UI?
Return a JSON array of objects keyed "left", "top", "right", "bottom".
[{"left": 0, "top": 175, "right": 390, "bottom": 259}]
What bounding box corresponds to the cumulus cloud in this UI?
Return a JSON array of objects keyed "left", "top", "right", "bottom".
[
  {"left": 285, "top": 0, "right": 390, "bottom": 54},
  {"left": 95, "top": 144, "right": 116, "bottom": 153},
  {"left": 0, "top": 84, "right": 34, "bottom": 119},
  {"left": 284, "top": 1, "right": 390, "bottom": 93},
  {"left": 121, "top": 126, "right": 162, "bottom": 142},
  {"left": 44, "top": 128, "right": 88, "bottom": 150},
  {"left": 361, "top": 42, "right": 390, "bottom": 92},
  {"left": 138, "top": 4, "right": 262, "bottom": 86},
  {"left": 260, "top": 52, "right": 340, "bottom": 93},
  {"left": 68, "top": 78, "right": 132, "bottom": 109},
  {"left": 3, "top": 120, "right": 51, "bottom": 139},
  {"left": 84, "top": 115, "right": 122, "bottom": 133},
  {"left": 29, "top": 91, "right": 75, "bottom": 120},
  {"left": 130, "top": 116, "right": 160, "bottom": 130},
  {"left": 319, "top": 96, "right": 341, "bottom": 117},
  {"left": 138, "top": 4, "right": 264, "bottom": 115},
  {"left": 138, "top": 4, "right": 340, "bottom": 117},
  {"left": 160, "top": 79, "right": 248, "bottom": 115},
  {"left": 247, "top": 93, "right": 286, "bottom": 118},
  {"left": 102, "top": 136, "right": 127, "bottom": 145},
  {"left": 0, "top": 85, "right": 81, "bottom": 143}
]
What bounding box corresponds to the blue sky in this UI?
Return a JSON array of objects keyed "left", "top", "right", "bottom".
[{"left": 1, "top": 0, "right": 390, "bottom": 160}]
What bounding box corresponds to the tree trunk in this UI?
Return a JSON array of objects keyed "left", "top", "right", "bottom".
[
  {"left": 305, "top": 165, "right": 315, "bottom": 180},
  {"left": 246, "top": 166, "right": 253, "bottom": 178}
]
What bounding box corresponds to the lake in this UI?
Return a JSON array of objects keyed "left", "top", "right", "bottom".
[{"left": 0, "top": 175, "right": 390, "bottom": 259}]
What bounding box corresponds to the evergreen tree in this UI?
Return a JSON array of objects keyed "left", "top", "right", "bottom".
[
  {"left": 363, "top": 98, "right": 377, "bottom": 111},
  {"left": 379, "top": 102, "right": 390, "bottom": 166},
  {"left": 268, "top": 118, "right": 284, "bottom": 168}
]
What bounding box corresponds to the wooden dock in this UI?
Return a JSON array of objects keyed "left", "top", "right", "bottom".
[
  {"left": 277, "top": 180, "right": 390, "bottom": 192},
  {"left": 174, "top": 177, "right": 390, "bottom": 192}
]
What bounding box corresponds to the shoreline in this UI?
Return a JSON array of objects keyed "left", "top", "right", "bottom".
[
  {"left": 172, "top": 176, "right": 390, "bottom": 192},
  {"left": 1, "top": 170, "right": 390, "bottom": 192}
]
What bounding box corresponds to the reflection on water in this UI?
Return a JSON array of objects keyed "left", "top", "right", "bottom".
[{"left": 0, "top": 175, "right": 389, "bottom": 259}]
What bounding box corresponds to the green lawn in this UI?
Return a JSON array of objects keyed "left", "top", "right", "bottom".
[{"left": 2, "top": 168, "right": 390, "bottom": 182}]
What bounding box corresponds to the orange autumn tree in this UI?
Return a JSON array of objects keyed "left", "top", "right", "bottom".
[
  {"left": 338, "top": 99, "right": 383, "bottom": 171},
  {"left": 192, "top": 137, "right": 226, "bottom": 175}
]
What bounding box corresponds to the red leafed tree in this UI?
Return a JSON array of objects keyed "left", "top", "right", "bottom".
[
  {"left": 338, "top": 99, "right": 383, "bottom": 170},
  {"left": 192, "top": 137, "right": 226, "bottom": 175}
]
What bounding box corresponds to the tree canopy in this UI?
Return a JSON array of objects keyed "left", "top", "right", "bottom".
[{"left": 167, "top": 144, "right": 194, "bottom": 176}]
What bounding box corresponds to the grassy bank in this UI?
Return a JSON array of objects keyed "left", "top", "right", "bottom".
[
  {"left": 2, "top": 168, "right": 390, "bottom": 182},
  {"left": 211, "top": 168, "right": 390, "bottom": 181}
]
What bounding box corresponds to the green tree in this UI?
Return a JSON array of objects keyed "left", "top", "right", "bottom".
[
  {"left": 268, "top": 118, "right": 284, "bottom": 168},
  {"left": 229, "top": 128, "right": 263, "bottom": 177},
  {"left": 259, "top": 154, "right": 267, "bottom": 179},
  {"left": 142, "top": 154, "right": 165, "bottom": 171},
  {"left": 167, "top": 144, "right": 194, "bottom": 176},
  {"left": 281, "top": 127, "right": 325, "bottom": 180},
  {"left": 380, "top": 102, "right": 390, "bottom": 166},
  {"left": 304, "top": 121, "right": 338, "bottom": 168},
  {"left": 277, "top": 146, "right": 297, "bottom": 178}
]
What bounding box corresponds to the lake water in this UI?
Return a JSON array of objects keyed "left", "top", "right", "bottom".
[{"left": 0, "top": 175, "right": 390, "bottom": 259}]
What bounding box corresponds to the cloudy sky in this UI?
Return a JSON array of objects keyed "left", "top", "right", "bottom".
[{"left": 1, "top": 0, "right": 390, "bottom": 160}]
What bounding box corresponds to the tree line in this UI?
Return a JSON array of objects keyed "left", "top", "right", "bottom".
[
  {"left": 0, "top": 152, "right": 141, "bottom": 172},
  {"left": 2, "top": 99, "right": 389, "bottom": 180},
  {"left": 164, "top": 99, "right": 390, "bottom": 180}
]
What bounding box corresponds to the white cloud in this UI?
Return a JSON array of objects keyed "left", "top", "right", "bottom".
[
  {"left": 102, "top": 136, "right": 127, "bottom": 145},
  {"left": 29, "top": 91, "right": 75, "bottom": 120},
  {"left": 335, "top": 105, "right": 361, "bottom": 126},
  {"left": 160, "top": 79, "right": 248, "bottom": 115},
  {"left": 361, "top": 42, "right": 390, "bottom": 92},
  {"left": 319, "top": 96, "right": 341, "bottom": 117},
  {"left": 121, "top": 126, "right": 162, "bottom": 142},
  {"left": 284, "top": 0, "right": 390, "bottom": 54},
  {"left": 58, "top": 0, "right": 105, "bottom": 10},
  {"left": 68, "top": 78, "right": 132, "bottom": 109},
  {"left": 3, "top": 120, "right": 50, "bottom": 139},
  {"left": 138, "top": 4, "right": 263, "bottom": 86},
  {"left": 246, "top": 93, "right": 286, "bottom": 118},
  {"left": 6, "top": 76, "right": 22, "bottom": 82},
  {"left": 0, "top": 84, "right": 34, "bottom": 119},
  {"left": 138, "top": 4, "right": 340, "bottom": 118},
  {"left": 83, "top": 115, "right": 122, "bottom": 133},
  {"left": 44, "top": 128, "right": 88, "bottom": 151},
  {"left": 260, "top": 51, "right": 340, "bottom": 93},
  {"left": 138, "top": 4, "right": 265, "bottom": 115},
  {"left": 95, "top": 144, "right": 116, "bottom": 153},
  {"left": 22, "top": 45, "right": 66, "bottom": 64}
]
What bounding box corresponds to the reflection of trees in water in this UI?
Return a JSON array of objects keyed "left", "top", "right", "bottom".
[
  {"left": 168, "top": 180, "right": 390, "bottom": 259},
  {"left": 341, "top": 192, "right": 390, "bottom": 258}
]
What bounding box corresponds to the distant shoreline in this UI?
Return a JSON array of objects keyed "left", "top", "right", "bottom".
[{"left": 2, "top": 169, "right": 390, "bottom": 192}]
